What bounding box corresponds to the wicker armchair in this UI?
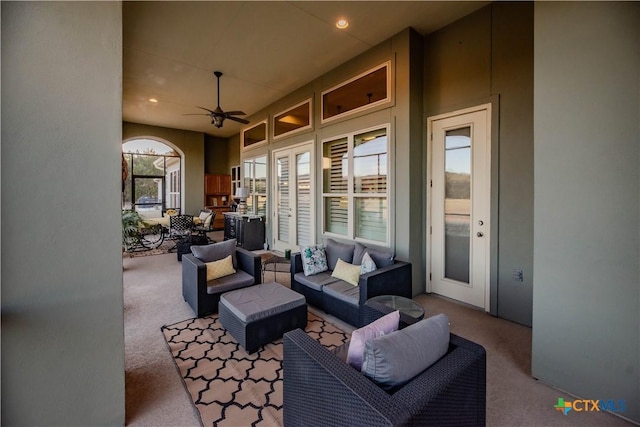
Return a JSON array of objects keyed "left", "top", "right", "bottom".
[{"left": 283, "top": 329, "right": 486, "bottom": 427}]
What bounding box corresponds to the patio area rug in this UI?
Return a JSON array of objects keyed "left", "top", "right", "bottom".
[{"left": 161, "top": 312, "right": 349, "bottom": 426}]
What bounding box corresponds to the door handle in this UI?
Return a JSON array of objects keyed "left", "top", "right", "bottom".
[{"left": 477, "top": 232, "right": 484, "bottom": 237}]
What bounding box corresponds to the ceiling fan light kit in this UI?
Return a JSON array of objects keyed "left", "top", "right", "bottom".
[{"left": 184, "top": 71, "right": 249, "bottom": 128}]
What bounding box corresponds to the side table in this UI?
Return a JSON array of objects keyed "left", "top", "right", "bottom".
[
  {"left": 362, "top": 295, "right": 425, "bottom": 328},
  {"left": 261, "top": 254, "right": 291, "bottom": 282}
]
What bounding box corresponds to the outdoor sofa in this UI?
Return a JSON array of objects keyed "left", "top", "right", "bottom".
[{"left": 290, "top": 239, "right": 412, "bottom": 327}]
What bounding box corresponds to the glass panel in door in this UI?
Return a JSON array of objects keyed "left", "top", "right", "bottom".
[
  {"left": 444, "top": 127, "right": 471, "bottom": 283},
  {"left": 296, "top": 152, "right": 312, "bottom": 246},
  {"left": 277, "top": 156, "right": 290, "bottom": 242}
]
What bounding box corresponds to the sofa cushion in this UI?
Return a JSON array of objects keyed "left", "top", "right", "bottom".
[
  {"left": 346, "top": 310, "right": 399, "bottom": 371},
  {"left": 353, "top": 242, "right": 368, "bottom": 265},
  {"left": 331, "top": 259, "right": 361, "bottom": 286},
  {"left": 206, "top": 269, "right": 255, "bottom": 294},
  {"left": 323, "top": 281, "right": 360, "bottom": 306},
  {"left": 300, "top": 244, "right": 328, "bottom": 276},
  {"left": 365, "top": 247, "right": 395, "bottom": 268},
  {"left": 294, "top": 271, "right": 339, "bottom": 291},
  {"left": 324, "top": 238, "right": 355, "bottom": 270},
  {"left": 360, "top": 252, "right": 377, "bottom": 274},
  {"left": 353, "top": 243, "right": 394, "bottom": 267},
  {"left": 192, "top": 239, "right": 237, "bottom": 268},
  {"left": 361, "top": 313, "right": 450, "bottom": 389},
  {"left": 205, "top": 255, "right": 236, "bottom": 281}
]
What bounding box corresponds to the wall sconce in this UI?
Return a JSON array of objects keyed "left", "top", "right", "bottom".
[
  {"left": 235, "top": 187, "right": 250, "bottom": 214},
  {"left": 221, "top": 196, "right": 227, "bottom": 205}
]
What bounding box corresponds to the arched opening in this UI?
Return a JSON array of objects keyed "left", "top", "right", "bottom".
[{"left": 122, "top": 137, "right": 184, "bottom": 219}]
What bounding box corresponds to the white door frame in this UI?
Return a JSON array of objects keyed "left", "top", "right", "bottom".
[
  {"left": 271, "top": 140, "right": 315, "bottom": 252},
  {"left": 426, "top": 104, "right": 491, "bottom": 311}
]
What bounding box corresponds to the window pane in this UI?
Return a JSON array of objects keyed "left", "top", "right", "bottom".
[
  {"left": 444, "top": 127, "right": 471, "bottom": 283},
  {"left": 323, "top": 137, "right": 348, "bottom": 193},
  {"left": 355, "top": 197, "right": 387, "bottom": 242},
  {"left": 322, "top": 64, "right": 388, "bottom": 120},
  {"left": 324, "top": 196, "right": 348, "bottom": 235},
  {"left": 354, "top": 129, "right": 387, "bottom": 193}
]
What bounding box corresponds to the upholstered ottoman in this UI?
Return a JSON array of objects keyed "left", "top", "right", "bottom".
[{"left": 219, "top": 282, "right": 307, "bottom": 353}]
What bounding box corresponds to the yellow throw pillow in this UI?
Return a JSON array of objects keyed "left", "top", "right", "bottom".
[
  {"left": 206, "top": 255, "right": 236, "bottom": 281},
  {"left": 331, "top": 258, "right": 361, "bottom": 286}
]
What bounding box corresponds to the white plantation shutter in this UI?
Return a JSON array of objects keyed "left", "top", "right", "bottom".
[
  {"left": 296, "top": 152, "right": 312, "bottom": 246},
  {"left": 323, "top": 137, "right": 348, "bottom": 236},
  {"left": 277, "top": 156, "right": 290, "bottom": 242}
]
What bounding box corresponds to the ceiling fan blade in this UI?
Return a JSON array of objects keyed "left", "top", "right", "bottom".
[
  {"left": 196, "top": 106, "right": 216, "bottom": 114},
  {"left": 227, "top": 116, "right": 250, "bottom": 124},
  {"left": 183, "top": 113, "right": 211, "bottom": 116},
  {"left": 223, "top": 111, "right": 246, "bottom": 116}
]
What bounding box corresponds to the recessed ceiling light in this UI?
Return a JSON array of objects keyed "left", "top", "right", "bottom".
[
  {"left": 148, "top": 98, "right": 158, "bottom": 103},
  {"left": 336, "top": 19, "right": 349, "bottom": 29}
]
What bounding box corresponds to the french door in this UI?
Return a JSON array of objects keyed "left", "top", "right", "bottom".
[
  {"left": 272, "top": 142, "right": 314, "bottom": 253},
  {"left": 428, "top": 105, "right": 491, "bottom": 309}
]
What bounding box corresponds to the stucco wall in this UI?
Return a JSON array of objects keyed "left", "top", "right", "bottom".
[
  {"left": 1, "top": 2, "right": 125, "bottom": 425},
  {"left": 532, "top": 2, "right": 639, "bottom": 421},
  {"left": 424, "top": 3, "right": 534, "bottom": 325}
]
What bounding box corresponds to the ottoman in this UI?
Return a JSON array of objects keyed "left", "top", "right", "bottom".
[{"left": 219, "top": 282, "right": 307, "bottom": 353}]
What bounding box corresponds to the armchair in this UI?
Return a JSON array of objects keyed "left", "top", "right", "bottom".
[
  {"left": 283, "top": 329, "right": 486, "bottom": 426},
  {"left": 182, "top": 241, "right": 262, "bottom": 317}
]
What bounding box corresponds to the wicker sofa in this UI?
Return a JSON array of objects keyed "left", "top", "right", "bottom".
[
  {"left": 283, "top": 327, "right": 486, "bottom": 426},
  {"left": 182, "top": 239, "right": 262, "bottom": 317},
  {"left": 290, "top": 239, "right": 412, "bottom": 327}
]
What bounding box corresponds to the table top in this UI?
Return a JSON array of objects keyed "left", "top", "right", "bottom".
[{"left": 367, "top": 295, "right": 425, "bottom": 320}]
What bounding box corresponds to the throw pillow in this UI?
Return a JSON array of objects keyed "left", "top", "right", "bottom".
[
  {"left": 191, "top": 239, "right": 237, "bottom": 268},
  {"left": 346, "top": 310, "right": 400, "bottom": 371},
  {"left": 199, "top": 211, "right": 210, "bottom": 221},
  {"left": 360, "top": 252, "right": 377, "bottom": 275},
  {"left": 205, "top": 255, "right": 236, "bottom": 281},
  {"left": 300, "top": 244, "right": 328, "bottom": 276},
  {"left": 331, "top": 258, "right": 361, "bottom": 286},
  {"left": 324, "top": 238, "right": 355, "bottom": 270},
  {"left": 361, "top": 313, "right": 450, "bottom": 389}
]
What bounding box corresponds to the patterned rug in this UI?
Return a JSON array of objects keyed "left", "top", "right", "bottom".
[{"left": 162, "top": 312, "right": 349, "bottom": 426}]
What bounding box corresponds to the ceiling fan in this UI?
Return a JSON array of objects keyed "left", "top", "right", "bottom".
[{"left": 185, "top": 71, "right": 249, "bottom": 128}]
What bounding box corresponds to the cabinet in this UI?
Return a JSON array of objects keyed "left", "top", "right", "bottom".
[
  {"left": 204, "top": 174, "right": 231, "bottom": 230},
  {"left": 223, "top": 213, "right": 265, "bottom": 251}
]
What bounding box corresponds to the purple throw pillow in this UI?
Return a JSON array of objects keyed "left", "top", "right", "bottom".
[{"left": 346, "top": 310, "right": 400, "bottom": 371}]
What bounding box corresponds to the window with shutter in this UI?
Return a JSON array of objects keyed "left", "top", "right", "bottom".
[{"left": 322, "top": 126, "right": 389, "bottom": 244}]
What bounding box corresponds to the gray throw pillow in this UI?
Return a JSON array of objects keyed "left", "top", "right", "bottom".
[
  {"left": 191, "top": 239, "right": 237, "bottom": 268},
  {"left": 353, "top": 242, "right": 368, "bottom": 265},
  {"left": 324, "top": 238, "right": 355, "bottom": 271},
  {"left": 366, "top": 247, "right": 394, "bottom": 268},
  {"left": 361, "top": 313, "right": 450, "bottom": 389},
  {"left": 353, "top": 242, "right": 394, "bottom": 267}
]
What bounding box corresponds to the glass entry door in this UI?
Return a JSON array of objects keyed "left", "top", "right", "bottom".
[
  {"left": 429, "top": 106, "right": 491, "bottom": 309},
  {"left": 272, "top": 142, "right": 314, "bottom": 252}
]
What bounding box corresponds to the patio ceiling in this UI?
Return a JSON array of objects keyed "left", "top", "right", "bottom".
[{"left": 123, "top": 1, "right": 488, "bottom": 137}]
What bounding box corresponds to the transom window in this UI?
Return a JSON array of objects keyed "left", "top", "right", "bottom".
[{"left": 322, "top": 126, "right": 389, "bottom": 244}]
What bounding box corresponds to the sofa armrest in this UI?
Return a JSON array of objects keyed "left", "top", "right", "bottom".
[
  {"left": 283, "top": 329, "right": 408, "bottom": 427},
  {"left": 391, "top": 333, "right": 486, "bottom": 426},
  {"left": 358, "top": 260, "right": 412, "bottom": 305},
  {"left": 182, "top": 253, "right": 209, "bottom": 316},
  {"left": 236, "top": 247, "right": 262, "bottom": 285}
]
